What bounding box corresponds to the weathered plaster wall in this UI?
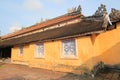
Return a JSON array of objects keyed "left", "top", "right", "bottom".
[
  {"left": 11, "top": 22, "right": 120, "bottom": 74},
  {"left": 11, "top": 36, "right": 100, "bottom": 74},
  {"left": 97, "top": 23, "right": 120, "bottom": 65},
  {"left": 11, "top": 44, "right": 30, "bottom": 65}
]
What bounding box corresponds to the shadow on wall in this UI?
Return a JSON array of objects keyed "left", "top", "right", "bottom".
[
  {"left": 55, "top": 42, "right": 120, "bottom": 80},
  {"left": 80, "top": 41, "right": 120, "bottom": 71},
  {"left": 99, "top": 42, "right": 120, "bottom": 65}
]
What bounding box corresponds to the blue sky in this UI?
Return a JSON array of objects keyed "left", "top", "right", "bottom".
[{"left": 0, "top": 0, "right": 120, "bottom": 35}]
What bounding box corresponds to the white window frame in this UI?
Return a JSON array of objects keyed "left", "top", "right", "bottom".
[
  {"left": 35, "top": 43, "right": 44, "bottom": 58},
  {"left": 61, "top": 39, "right": 77, "bottom": 58},
  {"left": 19, "top": 46, "right": 23, "bottom": 56}
]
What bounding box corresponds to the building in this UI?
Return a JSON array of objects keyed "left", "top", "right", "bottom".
[{"left": 0, "top": 4, "right": 120, "bottom": 74}]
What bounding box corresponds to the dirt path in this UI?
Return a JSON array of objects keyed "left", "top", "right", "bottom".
[
  {"left": 1, "top": 63, "right": 119, "bottom": 80},
  {"left": 0, "top": 63, "right": 68, "bottom": 80},
  {"left": 0, "top": 63, "right": 83, "bottom": 80}
]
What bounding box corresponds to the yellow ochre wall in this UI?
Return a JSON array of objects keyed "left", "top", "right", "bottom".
[
  {"left": 11, "top": 22, "right": 120, "bottom": 74},
  {"left": 97, "top": 23, "right": 120, "bottom": 65},
  {"left": 11, "top": 44, "right": 30, "bottom": 65}
]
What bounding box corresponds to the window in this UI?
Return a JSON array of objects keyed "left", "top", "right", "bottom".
[
  {"left": 36, "top": 43, "right": 44, "bottom": 58},
  {"left": 62, "top": 39, "right": 76, "bottom": 57},
  {"left": 19, "top": 46, "right": 23, "bottom": 56}
]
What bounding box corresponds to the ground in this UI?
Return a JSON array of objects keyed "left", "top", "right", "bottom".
[
  {"left": 0, "top": 63, "right": 80, "bottom": 80},
  {"left": 0, "top": 63, "right": 120, "bottom": 80}
]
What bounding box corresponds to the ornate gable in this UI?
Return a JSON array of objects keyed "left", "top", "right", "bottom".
[{"left": 109, "top": 8, "right": 120, "bottom": 22}]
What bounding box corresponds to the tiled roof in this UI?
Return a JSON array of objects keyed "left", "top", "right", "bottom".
[
  {"left": 0, "top": 16, "right": 107, "bottom": 48},
  {"left": 2, "top": 13, "right": 83, "bottom": 39}
]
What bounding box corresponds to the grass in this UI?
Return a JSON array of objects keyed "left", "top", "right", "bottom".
[
  {"left": 0, "top": 65, "right": 3, "bottom": 68},
  {"left": 0, "top": 63, "right": 4, "bottom": 68}
]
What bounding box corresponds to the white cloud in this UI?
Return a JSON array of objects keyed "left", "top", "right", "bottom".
[
  {"left": 23, "top": 0, "right": 43, "bottom": 11},
  {"left": 76, "top": 0, "right": 85, "bottom": 2},
  {"left": 10, "top": 24, "right": 22, "bottom": 33},
  {"left": 50, "top": 0, "right": 64, "bottom": 4}
]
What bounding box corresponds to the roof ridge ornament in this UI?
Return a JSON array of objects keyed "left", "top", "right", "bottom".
[
  {"left": 68, "top": 5, "right": 82, "bottom": 16},
  {"left": 109, "top": 8, "right": 120, "bottom": 22},
  {"left": 94, "top": 4, "right": 107, "bottom": 16},
  {"left": 93, "top": 4, "right": 108, "bottom": 29},
  {"left": 111, "top": 8, "right": 120, "bottom": 13},
  {"left": 77, "top": 5, "right": 82, "bottom": 13}
]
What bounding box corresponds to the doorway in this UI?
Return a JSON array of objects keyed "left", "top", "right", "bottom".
[{"left": 0, "top": 47, "right": 11, "bottom": 63}]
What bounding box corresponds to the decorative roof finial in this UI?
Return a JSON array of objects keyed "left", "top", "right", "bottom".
[
  {"left": 68, "top": 5, "right": 82, "bottom": 15},
  {"left": 109, "top": 8, "right": 120, "bottom": 22},
  {"left": 77, "top": 5, "right": 82, "bottom": 13},
  {"left": 94, "top": 4, "right": 107, "bottom": 16}
]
